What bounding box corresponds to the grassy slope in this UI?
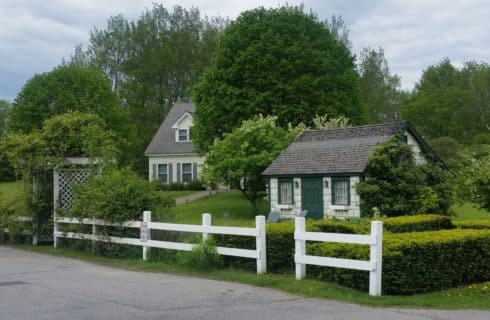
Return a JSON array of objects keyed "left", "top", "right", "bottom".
[
  {"left": 18, "top": 245, "right": 490, "bottom": 310},
  {"left": 452, "top": 203, "right": 490, "bottom": 221},
  {"left": 172, "top": 191, "right": 268, "bottom": 226},
  {"left": 161, "top": 190, "right": 196, "bottom": 199}
]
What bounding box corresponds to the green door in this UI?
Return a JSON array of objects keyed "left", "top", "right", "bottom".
[{"left": 301, "top": 177, "right": 324, "bottom": 219}]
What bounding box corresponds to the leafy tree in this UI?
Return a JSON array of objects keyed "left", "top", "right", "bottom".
[
  {"left": 72, "top": 5, "right": 225, "bottom": 173},
  {"left": 356, "top": 136, "right": 452, "bottom": 217},
  {"left": 324, "top": 14, "right": 351, "bottom": 49},
  {"left": 193, "top": 6, "right": 363, "bottom": 152},
  {"left": 202, "top": 116, "right": 297, "bottom": 216},
  {"left": 456, "top": 146, "right": 490, "bottom": 211},
  {"left": 359, "top": 47, "right": 403, "bottom": 123},
  {"left": 312, "top": 114, "right": 350, "bottom": 129},
  {"left": 0, "top": 99, "right": 9, "bottom": 137},
  {"left": 401, "top": 58, "right": 490, "bottom": 143}
]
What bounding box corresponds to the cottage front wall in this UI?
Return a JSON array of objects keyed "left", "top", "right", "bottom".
[
  {"left": 148, "top": 154, "right": 205, "bottom": 183},
  {"left": 269, "top": 175, "right": 362, "bottom": 219}
]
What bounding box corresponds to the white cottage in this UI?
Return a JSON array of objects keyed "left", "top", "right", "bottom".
[
  {"left": 262, "top": 122, "right": 443, "bottom": 219},
  {"left": 145, "top": 102, "right": 204, "bottom": 183}
]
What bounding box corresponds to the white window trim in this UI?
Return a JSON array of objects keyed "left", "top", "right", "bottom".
[
  {"left": 181, "top": 162, "right": 193, "bottom": 182},
  {"left": 176, "top": 128, "right": 191, "bottom": 142},
  {"left": 156, "top": 163, "right": 169, "bottom": 183}
]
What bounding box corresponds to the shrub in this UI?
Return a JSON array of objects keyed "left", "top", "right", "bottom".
[
  {"left": 309, "top": 229, "right": 490, "bottom": 294},
  {"left": 152, "top": 180, "right": 205, "bottom": 191},
  {"left": 380, "top": 214, "right": 454, "bottom": 233},
  {"left": 70, "top": 168, "right": 175, "bottom": 223},
  {"left": 176, "top": 238, "right": 224, "bottom": 271},
  {"left": 454, "top": 219, "right": 490, "bottom": 230}
]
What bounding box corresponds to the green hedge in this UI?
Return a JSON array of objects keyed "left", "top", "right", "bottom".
[
  {"left": 309, "top": 229, "right": 490, "bottom": 294},
  {"left": 380, "top": 214, "right": 454, "bottom": 233},
  {"left": 454, "top": 219, "right": 490, "bottom": 230}
]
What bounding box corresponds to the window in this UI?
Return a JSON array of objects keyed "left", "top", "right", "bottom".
[
  {"left": 157, "top": 164, "right": 168, "bottom": 183},
  {"left": 178, "top": 129, "right": 190, "bottom": 142},
  {"left": 181, "top": 163, "right": 193, "bottom": 182},
  {"left": 278, "top": 179, "right": 293, "bottom": 204},
  {"left": 332, "top": 177, "right": 350, "bottom": 205}
]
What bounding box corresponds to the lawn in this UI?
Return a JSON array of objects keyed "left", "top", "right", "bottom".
[
  {"left": 452, "top": 202, "right": 490, "bottom": 221},
  {"left": 172, "top": 190, "right": 268, "bottom": 226},
  {"left": 0, "top": 181, "right": 22, "bottom": 200},
  {"left": 161, "top": 190, "right": 196, "bottom": 199},
  {"left": 18, "top": 245, "right": 490, "bottom": 310}
]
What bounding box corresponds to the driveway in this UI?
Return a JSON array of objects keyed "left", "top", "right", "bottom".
[{"left": 0, "top": 246, "right": 489, "bottom": 320}]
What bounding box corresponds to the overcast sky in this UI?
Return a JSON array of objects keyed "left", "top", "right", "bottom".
[{"left": 1, "top": 0, "right": 489, "bottom": 101}]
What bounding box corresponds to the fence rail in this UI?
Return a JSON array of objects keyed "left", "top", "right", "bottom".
[
  {"left": 294, "top": 217, "right": 383, "bottom": 296},
  {"left": 54, "top": 212, "right": 267, "bottom": 274}
]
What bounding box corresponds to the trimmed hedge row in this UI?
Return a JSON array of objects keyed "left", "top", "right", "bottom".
[
  {"left": 454, "top": 219, "right": 490, "bottom": 230},
  {"left": 380, "top": 214, "right": 454, "bottom": 233},
  {"left": 309, "top": 229, "right": 490, "bottom": 294}
]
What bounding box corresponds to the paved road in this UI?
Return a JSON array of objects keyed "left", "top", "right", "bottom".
[{"left": 1, "top": 246, "right": 489, "bottom": 320}]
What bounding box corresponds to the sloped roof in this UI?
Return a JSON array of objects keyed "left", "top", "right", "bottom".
[
  {"left": 145, "top": 102, "right": 196, "bottom": 155},
  {"left": 263, "top": 121, "right": 433, "bottom": 176}
]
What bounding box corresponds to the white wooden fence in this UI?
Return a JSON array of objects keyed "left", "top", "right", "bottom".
[
  {"left": 54, "top": 212, "right": 267, "bottom": 274},
  {"left": 294, "top": 217, "right": 383, "bottom": 296}
]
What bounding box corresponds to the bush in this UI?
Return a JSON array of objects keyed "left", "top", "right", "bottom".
[
  {"left": 176, "top": 238, "right": 224, "bottom": 271},
  {"left": 380, "top": 214, "right": 454, "bottom": 233},
  {"left": 309, "top": 229, "right": 490, "bottom": 294},
  {"left": 70, "top": 168, "right": 175, "bottom": 223},
  {"left": 454, "top": 219, "right": 490, "bottom": 230}
]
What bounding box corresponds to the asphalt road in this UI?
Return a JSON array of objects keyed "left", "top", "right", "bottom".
[{"left": 1, "top": 246, "right": 489, "bottom": 320}]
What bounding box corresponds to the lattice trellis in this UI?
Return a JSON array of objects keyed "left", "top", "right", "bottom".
[{"left": 55, "top": 168, "right": 92, "bottom": 213}]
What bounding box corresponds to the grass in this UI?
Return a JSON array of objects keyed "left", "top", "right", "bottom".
[
  {"left": 452, "top": 202, "right": 490, "bottom": 221},
  {"left": 172, "top": 191, "right": 268, "bottom": 226},
  {"left": 16, "top": 244, "right": 490, "bottom": 310},
  {"left": 0, "top": 181, "right": 22, "bottom": 200}
]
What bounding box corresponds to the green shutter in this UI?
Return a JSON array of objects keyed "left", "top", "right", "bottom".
[
  {"left": 168, "top": 163, "right": 173, "bottom": 183},
  {"left": 193, "top": 163, "right": 197, "bottom": 180},
  {"left": 177, "top": 163, "right": 181, "bottom": 182}
]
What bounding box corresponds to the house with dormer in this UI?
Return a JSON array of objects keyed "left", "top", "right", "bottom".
[{"left": 145, "top": 102, "right": 204, "bottom": 183}]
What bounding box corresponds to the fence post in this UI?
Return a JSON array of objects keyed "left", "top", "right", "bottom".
[
  {"left": 202, "top": 213, "right": 211, "bottom": 241},
  {"left": 255, "top": 215, "right": 266, "bottom": 274},
  {"left": 91, "top": 219, "right": 96, "bottom": 255},
  {"left": 53, "top": 170, "right": 59, "bottom": 248},
  {"left": 295, "top": 217, "right": 306, "bottom": 280},
  {"left": 143, "top": 211, "right": 152, "bottom": 261},
  {"left": 369, "top": 221, "right": 383, "bottom": 296}
]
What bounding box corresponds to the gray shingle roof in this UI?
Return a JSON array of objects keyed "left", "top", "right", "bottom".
[
  {"left": 263, "top": 122, "right": 409, "bottom": 176},
  {"left": 145, "top": 102, "right": 196, "bottom": 155}
]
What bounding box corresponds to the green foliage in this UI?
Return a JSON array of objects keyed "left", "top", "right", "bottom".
[
  {"left": 193, "top": 6, "right": 363, "bottom": 152},
  {"left": 176, "top": 238, "right": 224, "bottom": 271},
  {"left": 310, "top": 229, "right": 490, "bottom": 294},
  {"left": 356, "top": 136, "right": 453, "bottom": 217},
  {"left": 455, "top": 146, "right": 490, "bottom": 211},
  {"left": 401, "top": 59, "right": 490, "bottom": 144},
  {"left": 0, "top": 99, "right": 10, "bottom": 137},
  {"left": 203, "top": 116, "right": 296, "bottom": 215},
  {"left": 454, "top": 219, "right": 490, "bottom": 229},
  {"left": 73, "top": 4, "right": 225, "bottom": 174},
  {"left": 359, "top": 47, "right": 403, "bottom": 123},
  {"left": 0, "top": 141, "right": 16, "bottom": 182},
  {"left": 70, "top": 168, "right": 174, "bottom": 223},
  {"left": 380, "top": 214, "right": 454, "bottom": 233},
  {"left": 152, "top": 179, "right": 205, "bottom": 191},
  {"left": 428, "top": 136, "right": 461, "bottom": 167}
]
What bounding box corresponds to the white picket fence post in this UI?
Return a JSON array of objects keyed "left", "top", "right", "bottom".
[
  {"left": 294, "top": 217, "right": 383, "bottom": 296},
  {"left": 255, "top": 215, "right": 267, "bottom": 274},
  {"left": 142, "top": 211, "right": 152, "bottom": 261},
  {"left": 295, "top": 217, "right": 306, "bottom": 279},
  {"left": 202, "top": 213, "right": 211, "bottom": 241},
  {"left": 369, "top": 221, "right": 383, "bottom": 296}
]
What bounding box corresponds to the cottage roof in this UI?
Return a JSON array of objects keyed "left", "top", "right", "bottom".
[
  {"left": 145, "top": 102, "right": 196, "bottom": 155},
  {"left": 263, "top": 121, "right": 439, "bottom": 176}
]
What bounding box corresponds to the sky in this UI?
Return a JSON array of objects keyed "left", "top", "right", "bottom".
[{"left": 0, "top": 0, "right": 489, "bottom": 101}]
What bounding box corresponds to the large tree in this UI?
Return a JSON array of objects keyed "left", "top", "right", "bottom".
[
  {"left": 0, "top": 99, "right": 9, "bottom": 137},
  {"left": 72, "top": 5, "right": 225, "bottom": 173},
  {"left": 359, "top": 47, "right": 403, "bottom": 123},
  {"left": 193, "top": 6, "right": 363, "bottom": 152}
]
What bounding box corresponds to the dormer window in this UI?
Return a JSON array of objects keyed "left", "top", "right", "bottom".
[{"left": 178, "top": 129, "right": 190, "bottom": 142}]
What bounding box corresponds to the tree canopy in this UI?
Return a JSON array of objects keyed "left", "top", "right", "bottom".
[
  {"left": 356, "top": 136, "right": 452, "bottom": 217},
  {"left": 202, "top": 116, "right": 298, "bottom": 215},
  {"left": 0, "top": 99, "right": 10, "bottom": 137},
  {"left": 193, "top": 6, "right": 363, "bottom": 152}
]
